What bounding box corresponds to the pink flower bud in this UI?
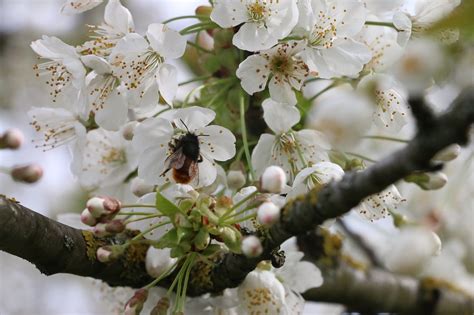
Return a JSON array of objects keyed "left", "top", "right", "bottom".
[
  {"left": 11, "top": 164, "right": 43, "bottom": 183},
  {"left": 80, "top": 208, "right": 97, "bottom": 226},
  {"left": 260, "top": 166, "right": 286, "bottom": 193},
  {"left": 242, "top": 235, "right": 263, "bottom": 257},
  {"left": 96, "top": 247, "right": 112, "bottom": 263},
  {"left": 87, "top": 196, "right": 121, "bottom": 217},
  {"left": 257, "top": 201, "right": 281, "bottom": 226},
  {"left": 1, "top": 128, "right": 24, "bottom": 149},
  {"left": 124, "top": 289, "right": 149, "bottom": 315},
  {"left": 93, "top": 223, "right": 108, "bottom": 237},
  {"left": 105, "top": 219, "right": 126, "bottom": 234}
]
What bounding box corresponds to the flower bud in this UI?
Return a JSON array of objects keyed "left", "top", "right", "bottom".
[
  {"left": 0, "top": 128, "right": 24, "bottom": 149},
  {"left": 80, "top": 208, "right": 97, "bottom": 226},
  {"left": 124, "top": 289, "right": 148, "bottom": 315},
  {"left": 405, "top": 172, "right": 447, "bottom": 190},
  {"left": 195, "top": 5, "right": 212, "bottom": 17},
  {"left": 150, "top": 297, "right": 170, "bottom": 315},
  {"left": 257, "top": 201, "right": 281, "bottom": 226},
  {"left": 432, "top": 144, "right": 461, "bottom": 162},
  {"left": 227, "top": 170, "right": 246, "bottom": 190},
  {"left": 96, "top": 247, "right": 112, "bottom": 263},
  {"left": 145, "top": 247, "right": 177, "bottom": 278},
  {"left": 241, "top": 235, "right": 263, "bottom": 257},
  {"left": 105, "top": 219, "right": 126, "bottom": 234},
  {"left": 122, "top": 121, "right": 138, "bottom": 141},
  {"left": 130, "top": 177, "right": 155, "bottom": 197},
  {"left": 11, "top": 164, "right": 43, "bottom": 183},
  {"left": 193, "top": 229, "right": 211, "bottom": 251},
  {"left": 93, "top": 223, "right": 108, "bottom": 237},
  {"left": 86, "top": 196, "right": 121, "bottom": 217},
  {"left": 260, "top": 166, "right": 286, "bottom": 193}
]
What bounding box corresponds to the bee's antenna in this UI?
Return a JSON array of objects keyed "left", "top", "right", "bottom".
[{"left": 179, "top": 119, "right": 190, "bottom": 132}]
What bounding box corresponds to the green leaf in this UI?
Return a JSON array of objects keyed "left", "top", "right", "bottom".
[
  {"left": 201, "top": 244, "right": 222, "bottom": 256},
  {"left": 155, "top": 229, "right": 178, "bottom": 248},
  {"left": 156, "top": 191, "right": 182, "bottom": 216},
  {"left": 176, "top": 227, "right": 194, "bottom": 244}
]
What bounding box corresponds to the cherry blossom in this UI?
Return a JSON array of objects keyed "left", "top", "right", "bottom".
[
  {"left": 237, "top": 41, "right": 309, "bottom": 105},
  {"left": 210, "top": 0, "right": 299, "bottom": 51}
]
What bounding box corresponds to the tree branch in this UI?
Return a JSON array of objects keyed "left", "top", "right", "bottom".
[{"left": 0, "top": 89, "right": 473, "bottom": 313}]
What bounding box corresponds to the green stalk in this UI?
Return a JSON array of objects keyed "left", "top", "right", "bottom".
[
  {"left": 186, "top": 41, "right": 214, "bottom": 54},
  {"left": 363, "top": 135, "right": 409, "bottom": 143},
  {"left": 178, "top": 75, "right": 212, "bottom": 86},
  {"left": 125, "top": 214, "right": 163, "bottom": 224},
  {"left": 239, "top": 91, "right": 256, "bottom": 180},
  {"left": 308, "top": 82, "right": 338, "bottom": 102},
  {"left": 225, "top": 213, "right": 257, "bottom": 225},
  {"left": 179, "top": 22, "right": 217, "bottom": 35},
  {"left": 221, "top": 190, "right": 258, "bottom": 220},
  {"left": 121, "top": 204, "right": 156, "bottom": 208},
  {"left": 345, "top": 152, "right": 377, "bottom": 163},
  {"left": 131, "top": 221, "right": 171, "bottom": 241},
  {"left": 365, "top": 21, "right": 399, "bottom": 31},
  {"left": 143, "top": 259, "right": 179, "bottom": 289},
  {"left": 162, "top": 15, "right": 210, "bottom": 24}
]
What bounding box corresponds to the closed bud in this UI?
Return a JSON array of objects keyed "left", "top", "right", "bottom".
[
  {"left": 260, "top": 166, "right": 286, "bottom": 193},
  {"left": 124, "top": 289, "right": 148, "bottom": 315},
  {"left": 432, "top": 144, "right": 461, "bottom": 162},
  {"left": 122, "top": 121, "right": 137, "bottom": 141},
  {"left": 93, "top": 223, "right": 108, "bottom": 237},
  {"left": 150, "top": 297, "right": 170, "bottom": 315},
  {"left": 193, "top": 229, "right": 210, "bottom": 251},
  {"left": 130, "top": 177, "right": 154, "bottom": 197},
  {"left": 227, "top": 170, "right": 246, "bottom": 190},
  {"left": 96, "top": 246, "right": 112, "bottom": 263},
  {"left": 87, "top": 196, "right": 121, "bottom": 217},
  {"left": 80, "top": 208, "right": 97, "bottom": 226},
  {"left": 11, "top": 164, "right": 43, "bottom": 183},
  {"left": 195, "top": 5, "right": 212, "bottom": 17},
  {"left": 105, "top": 219, "right": 126, "bottom": 234},
  {"left": 257, "top": 201, "right": 281, "bottom": 226},
  {"left": 0, "top": 128, "right": 24, "bottom": 149},
  {"left": 241, "top": 235, "right": 263, "bottom": 257},
  {"left": 406, "top": 172, "right": 447, "bottom": 190}
]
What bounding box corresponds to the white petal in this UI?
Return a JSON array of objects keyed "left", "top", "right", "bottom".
[
  {"left": 167, "top": 106, "right": 216, "bottom": 131},
  {"left": 156, "top": 63, "right": 178, "bottom": 105},
  {"left": 81, "top": 55, "right": 111, "bottom": 75},
  {"left": 262, "top": 98, "right": 300, "bottom": 134},
  {"left": 104, "top": 0, "right": 134, "bottom": 35},
  {"left": 95, "top": 89, "right": 128, "bottom": 131},
  {"left": 278, "top": 259, "right": 323, "bottom": 292},
  {"left": 358, "top": 184, "right": 403, "bottom": 221},
  {"left": 321, "top": 38, "right": 372, "bottom": 77},
  {"left": 210, "top": 0, "right": 247, "bottom": 28},
  {"left": 236, "top": 55, "right": 270, "bottom": 95},
  {"left": 60, "top": 0, "right": 103, "bottom": 15},
  {"left": 110, "top": 33, "right": 148, "bottom": 58},
  {"left": 31, "top": 35, "right": 78, "bottom": 60},
  {"left": 268, "top": 77, "right": 297, "bottom": 105},
  {"left": 147, "top": 23, "right": 187, "bottom": 59},
  {"left": 251, "top": 134, "right": 277, "bottom": 178},
  {"left": 132, "top": 117, "right": 173, "bottom": 152},
  {"left": 197, "top": 156, "right": 218, "bottom": 187},
  {"left": 197, "top": 125, "right": 236, "bottom": 161},
  {"left": 233, "top": 23, "right": 278, "bottom": 52},
  {"left": 137, "top": 146, "right": 169, "bottom": 185}
]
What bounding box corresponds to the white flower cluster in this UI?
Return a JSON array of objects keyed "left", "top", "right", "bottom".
[{"left": 28, "top": 0, "right": 466, "bottom": 313}]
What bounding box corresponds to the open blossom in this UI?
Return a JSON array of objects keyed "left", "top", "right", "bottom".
[
  {"left": 252, "top": 99, "right": 330, "bottom": 181},
  {"left": 71, "top": 128, "right": 138, "bottom": 189},
  {"left": 237, "top": 41, "right": 309, "bottom": 105},
  {"left": 393, "top": 0, "right": 461, "bottom": 45},
  {"left": 110, "top": 23, "right": 186, "bottom": 105},
  {"left": 357, "top": 184, "right": 404, "bottom": 221},
  {"left": 81, "top": 55, "right": 128, "bottom": 130},
  {"left": 78, "top": 0, "right": 134, "bottom": 57},
  {"left": 294, "top": 0, "right": 372, "bottom": 78},
  {"left": 210, "top": 0, "right": 298, "bottom": 52},
  {"left": 358, "top": 73, "right": 409, "bottom": 133},
  {"left": 61, "top": 0, "right": 103, "bottom": 15},
  {"left": 28, "top": 105, "right": 87, "bottom": 150},
  {"left": 287, "top": 162, "right": 344, "bottom": 199},
  {"left": 132, "top": 107, "right": 236, "bottom": 187},
  {"left": 31, "top": 35, "right": 86, "bottom": 106}
]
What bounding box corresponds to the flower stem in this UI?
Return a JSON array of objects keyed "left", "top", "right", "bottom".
[
  {"left": 345, "top": 152, "right": 377, "bottom": 163},
  {"left": 225, "top": 213, "right": 256, "bottom": 225},
  {"left": 186, "top": 41, "right": 214, "bottom": 54},
  {"left": 308, "top": 82, "right": 338, "bottom": 102},
  {"left": 180, "top": 22, "right": 217, "bottom": 35},
  {"left": 124, "top": 214, "right": 163, "bottom": 224},
  {"left": 220, "top": 190, "right": 258, "bottom": 221},
  {"left": 131, "top": 221, "right": 171, "bottom": 241},
  {"left": 363, "top": 135, "right": 409, "bottom": 143},
  {"left": 162, "top": 15, "right": 210, "bottom": 24},
  {"left": 365, "top": 21, "right": 399, "bottom": 31},
  {"left": 121, "top": 204, "right": 156, "bottom": 208},
  {"left": 143, "top": 260, "right": 179, "bottom": 289},
  {"left": 178, "top": 75, "right": 212, "bottom": 86},
  {"left": 239, "top": 91, "right": 256, "bottom": 181}
]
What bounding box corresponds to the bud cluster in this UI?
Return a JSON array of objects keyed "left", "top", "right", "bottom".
[{"left": 81, "top": 196, "right": 124, "bottom": 237}]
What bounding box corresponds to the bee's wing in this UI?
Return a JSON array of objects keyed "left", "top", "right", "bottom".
[
  {"left": 162, "top": 147, "right": 186, "bottom": 175},
  {"left": 189, "top": 160, "right": 199, "bottom": 184}
]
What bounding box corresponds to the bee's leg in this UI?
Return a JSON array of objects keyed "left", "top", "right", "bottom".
[{"left": 160, "top": 167, "right": 171, "bottom": 177}]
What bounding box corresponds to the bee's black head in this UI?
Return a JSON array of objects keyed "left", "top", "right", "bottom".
[{"left": 178, "top": 132, "right": 200, "bottom": 160}]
